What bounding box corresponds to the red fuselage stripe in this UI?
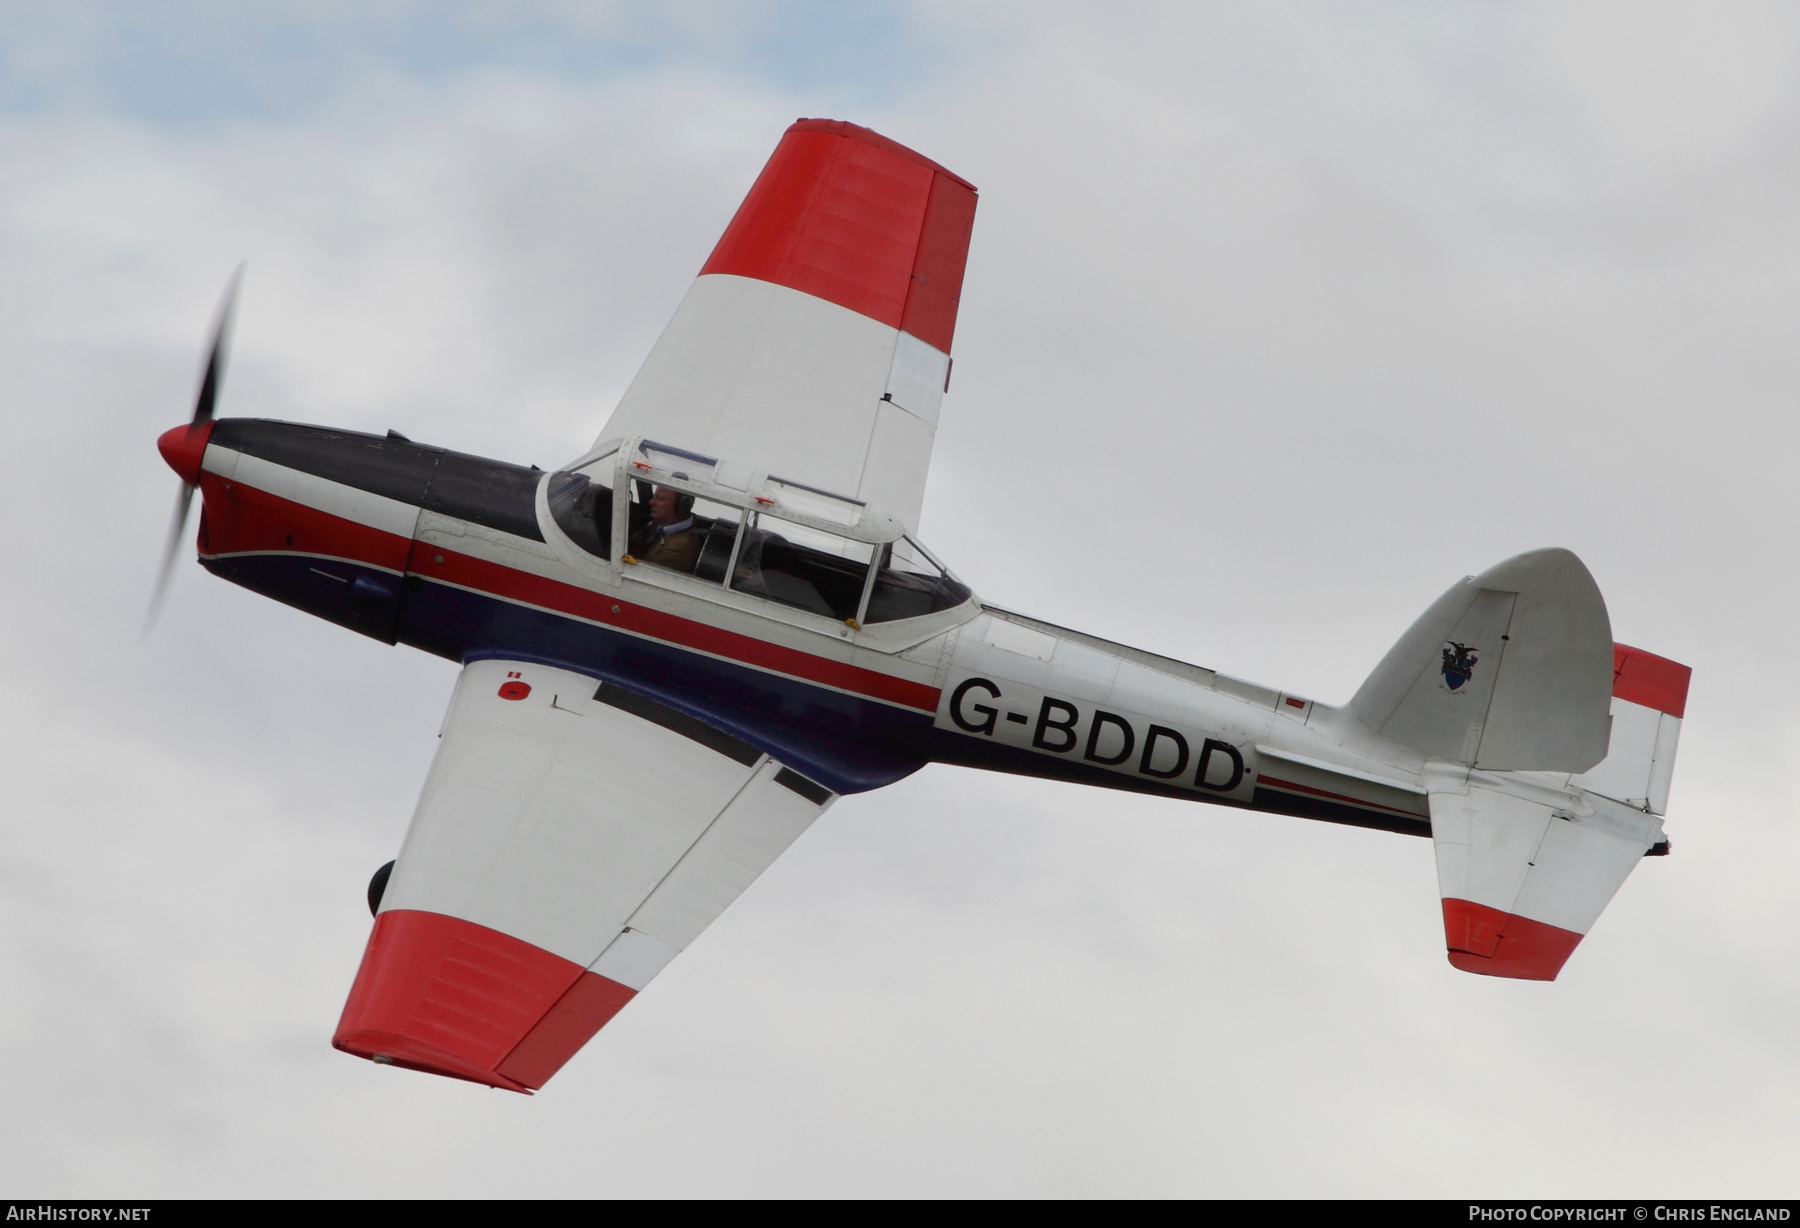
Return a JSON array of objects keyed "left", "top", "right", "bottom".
[
  {"left": 199, "top": 469, "right": 413, "bottom": 571},
  {"left": 417, "top": 545, "right": 941, "bottom": 710},
  {"left": 200, "top": 471, "right": 943, "bottom": 713},
  {"left": 1255, "top": 773, "right": 1425, "bottom": 819}
]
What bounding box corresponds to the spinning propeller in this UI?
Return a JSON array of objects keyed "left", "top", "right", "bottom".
[{"left": 146, "top": 266, "right": 242, "bottom": 635}]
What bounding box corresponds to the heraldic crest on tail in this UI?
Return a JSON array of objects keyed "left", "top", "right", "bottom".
[{"left": 1441, "top": 641, "right": 1479, "bottom": 691}]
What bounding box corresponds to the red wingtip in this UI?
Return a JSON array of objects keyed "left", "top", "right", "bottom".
[
  {"left": 701, "top": 120, "right": 978, "bottom": 353},
  {"left": 332, "top": 1032, "right": 533, "bottom": 1094},
  {"left": 333, "top": 910, "right": 635, "bottom": 1092},
  {"left": 1442, "top": 898, "right": 1583, "bottom": 981},
  {"left": 788, "top": 117, "right": 977, "bottom": 190},
  {"left": 157, "top": 420, "right": 214, "bottom": 486}
]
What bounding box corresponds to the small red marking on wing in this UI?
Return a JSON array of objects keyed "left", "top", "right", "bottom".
[{"left": 498, "top": 681, "right": 531, "bottom": 700}]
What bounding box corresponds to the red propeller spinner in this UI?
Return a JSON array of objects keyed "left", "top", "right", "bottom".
[{"left": 157, "top": 420, "right": 215, "bottom": 487}]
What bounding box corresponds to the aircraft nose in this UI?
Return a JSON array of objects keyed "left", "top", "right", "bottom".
[{"left": 157, "top": 421, "right": 214, "bottom": 486}]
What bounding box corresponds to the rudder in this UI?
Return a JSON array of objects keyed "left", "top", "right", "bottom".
[{"left": 1570, "top": 645, "right": 1690, "bottom": 818}]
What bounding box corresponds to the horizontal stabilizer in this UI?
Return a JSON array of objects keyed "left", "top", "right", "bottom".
[
  {"left": 1429, "top": 769, "right": 1663, "bottom": 980},
  {"left": 1351, "top": 548, "right": 1614, "bottom": 772}
]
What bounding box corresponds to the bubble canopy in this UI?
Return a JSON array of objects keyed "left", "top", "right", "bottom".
[{"left": 548, "top": 438, "right": 972, "bottom": 626}]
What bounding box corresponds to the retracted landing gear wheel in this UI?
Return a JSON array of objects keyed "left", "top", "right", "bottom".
[{"left": 366, "top": 860, "right": 395, "bottom": 917}]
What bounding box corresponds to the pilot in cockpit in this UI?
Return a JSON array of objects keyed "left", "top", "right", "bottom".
[{"left": 634, "top": 485, "right": 700, "bottom": 573}]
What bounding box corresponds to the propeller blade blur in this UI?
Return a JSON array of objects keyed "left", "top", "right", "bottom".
[
  {"left": 194, "top": 263, "right": 243, "bottom": 426},
  {"left": 144, "top": 265, "right": 243, "bottom": 636},
  {"left": 144, "top": 482, "right": 195, "bottom": 636}
]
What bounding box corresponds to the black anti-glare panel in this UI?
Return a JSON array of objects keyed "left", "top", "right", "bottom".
[
  {"left": 211, "top": 419, "right": 441, "bottom": 505},
  {"left": 207, "top": 419, "right": 546, "bottom": 542},
  {"left": 422, "top": 451, "right": 545, "bottom": 542}
]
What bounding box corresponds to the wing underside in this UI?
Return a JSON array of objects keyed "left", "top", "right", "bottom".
[{"left": 334, "top": 659, "right": 836, "bottom": 1091}]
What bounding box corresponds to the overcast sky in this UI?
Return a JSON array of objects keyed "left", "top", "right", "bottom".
[{"left": 2, "top": 0, "right": 1798, "bottom": 1197}]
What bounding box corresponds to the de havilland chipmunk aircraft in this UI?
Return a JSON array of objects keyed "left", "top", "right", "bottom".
[{"left": 153, "top": 119, "right": 1690, "bottom": 1094}]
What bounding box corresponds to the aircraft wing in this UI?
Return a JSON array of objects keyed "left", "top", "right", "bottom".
[
  {"left": 333, "top": 659, "right": 836, "bottom": 1092},
  {"left": 593, "top": 119, "right": 978, "bottom": 535}
]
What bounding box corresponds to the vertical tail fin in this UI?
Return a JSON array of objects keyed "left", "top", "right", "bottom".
[{"left": 1349, "top": 548, "right": 1614, "bottom": 772}]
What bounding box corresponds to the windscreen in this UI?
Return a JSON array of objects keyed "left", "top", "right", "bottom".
[
  {"left": 864, "top": 537, "right": 971, "bottom": 623},
  {"left": 547, "top": 449, "right": 616, "bottom": 559}
]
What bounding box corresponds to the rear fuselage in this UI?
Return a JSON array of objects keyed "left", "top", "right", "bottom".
[{"left": 186, "top": 418, "right": 1434, "bottom": 835}]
